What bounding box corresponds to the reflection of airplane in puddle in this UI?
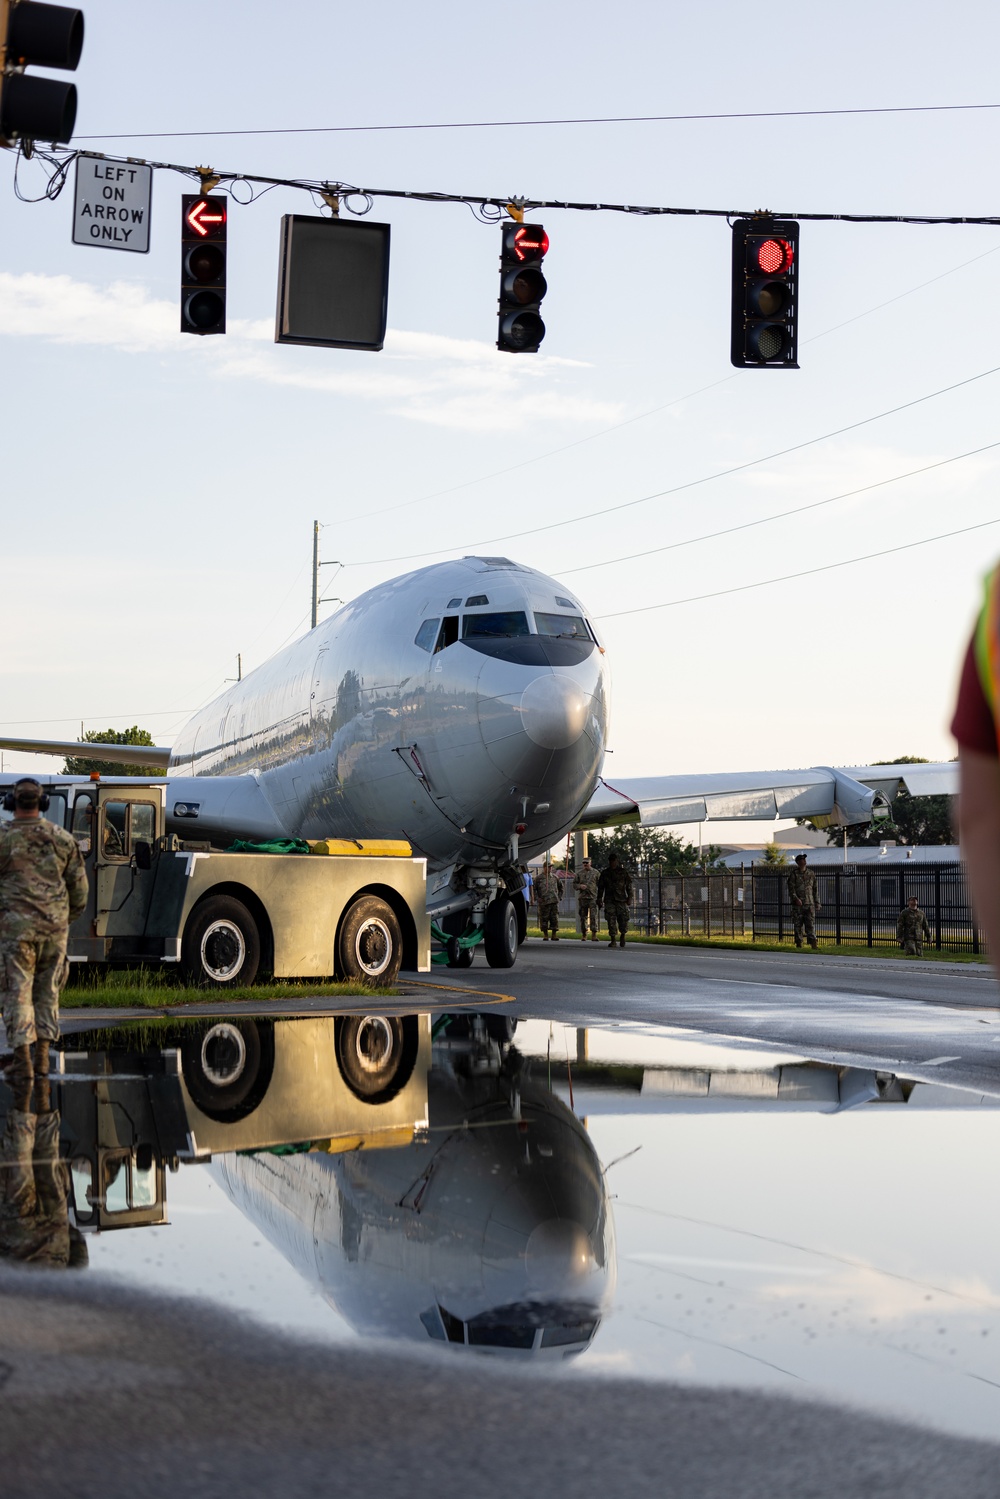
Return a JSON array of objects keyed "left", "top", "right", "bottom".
[
  {"left": 217, "top": 1015, "right": 615, "bottom": 1357},
  {"left": 0, "top": 1014, "right": 615, "bottom": 1358}
]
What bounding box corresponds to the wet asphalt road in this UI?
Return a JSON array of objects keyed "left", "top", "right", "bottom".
[{"left": 402, "top": 940, "right": 1000, "bottom": 1098}]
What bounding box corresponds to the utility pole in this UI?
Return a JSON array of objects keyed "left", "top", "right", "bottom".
[
  {"left": 311, "top": 520, "right": 320, "bottom": 630},
  {"left": 311, "top": 519, "right": 343, "bottom": 629}
]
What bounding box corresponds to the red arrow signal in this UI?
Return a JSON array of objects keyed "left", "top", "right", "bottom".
[
  {"left": 186, "top": 198, "right": 227, "bottom": 237},
  {"left": 514, "top": 226, "right": 549, "bottom": 261}
]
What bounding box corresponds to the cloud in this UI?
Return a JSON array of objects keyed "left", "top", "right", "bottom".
[{"left": 0, "top": 271, "right": 621, "bottom": 432}]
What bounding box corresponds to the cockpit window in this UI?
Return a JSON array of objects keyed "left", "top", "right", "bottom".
[
  {"left": 555, "top": 595, "right": 577, "bottom": 608},
  {"left": 414, "top": 619, "right": 440, "bottom": 652},
  {"left": 447, "top": 597, "right": 462, "bottom": 608},
  {"left": 462, "top": 611, "right": 529, "bottom": 639},
  {"left": 535, "top": 612, "right": 589, "bottom": 640},
  {"left": 465, "top": 594, "right": 489, "bottom": 607},
  {"left": 435, "top": 617, "right": 459, "bottom": 652}
]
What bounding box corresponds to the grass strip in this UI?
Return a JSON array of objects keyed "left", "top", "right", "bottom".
[
  {"left": 526, "top": 927, "right": 988, "bottom": 964},
  {"left": 62, "top": 967, "right": 393, "bottom": 1009}
]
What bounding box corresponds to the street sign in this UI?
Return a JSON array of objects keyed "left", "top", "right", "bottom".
[{"left": 73, "top": 153, "right": 152, "bottom": 253}]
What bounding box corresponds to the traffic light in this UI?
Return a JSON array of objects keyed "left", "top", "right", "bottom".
[
  {"left": 181, "top": 194, "right": 227, "bottom": 336},
  {"left": 0, "top": 0, "right": 84, "bottom": 145},
  {"left": 497, "top": 221, "right": 548, "bottom": 353},
  {"left": 731, "top": 218, "right": 800, "bottom": 369}
]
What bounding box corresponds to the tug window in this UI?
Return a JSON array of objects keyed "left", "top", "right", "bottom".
[
  {"left": 414, "top": 619, "right": 440, "bottom": 652},
  {"left": 435, "top": 616, "right": 460, "bottom": 652},
  {"left": 535, "top": 612, "right": 588, "bottom": 639},
  {"left": 462, "top": 611, "right": 530, "bottom": 639}
]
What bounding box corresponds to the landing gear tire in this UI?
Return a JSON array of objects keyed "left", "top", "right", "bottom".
[
  {"left": 182, "top": 896, "right": 261, "bottom": 987},
  {"left": 484, "top": 895, "right": 518, "bottom": 969},
  {"left": 337, "top": 896, "right": 402, "bottom": 986},
  {"left": 335, "top": 1015, "right": 419, "bottom": 1103},
  {"left": 181, "top": 1019, "right": 274, "bottom": 1122},
  {"left": 446, "top": 936, "right": 474, "bottom": 968},
  {"left": 512, "top": 891, "right": 528, "bottom": 946}
]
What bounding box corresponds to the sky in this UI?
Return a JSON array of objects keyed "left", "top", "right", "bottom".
[{"left": 2, "top": 0, "right": 999, "bottom": 839}]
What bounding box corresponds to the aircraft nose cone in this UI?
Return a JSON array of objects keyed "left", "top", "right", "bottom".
[
  {"left": 525, "top": 1219, "right": 598, "bottom": 1293},
  {"left": 520, "top": 674, "right": 590, "bottom": 750}
]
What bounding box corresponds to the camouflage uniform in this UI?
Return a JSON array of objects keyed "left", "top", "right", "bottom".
[
  {"left": 535, "top": 870, "right": 563, "bottom": 938},
  {"left": 575, "top": 864, "right": 600, "bottom": 938},
  {"left": 0, "top": 819, "right": 88, "bottom": 1050},
  {"left": 787, "top": 864, "right": 820, "bottom": 948},
  {"left": 898, "top": 903, "right": 931, "bottom": 956},
  {"left": 0, "top": 1099, "right": 73, "bottom": 1266},
  {"left": 598, "top": 863, "right": 634, "bottom": 945}
]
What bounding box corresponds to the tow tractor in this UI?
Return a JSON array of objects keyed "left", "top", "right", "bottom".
[{"left": 0, "top": 774, "right": 430, "bottom": 986}]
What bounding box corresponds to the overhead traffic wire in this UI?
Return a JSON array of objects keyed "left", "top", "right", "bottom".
[
  {"left": 17, "top": 144, "right": 1000, "bottom": 228},
  {"left": 596, "top": 517, "right": 1000, "bottom": 618},
  {"left": 72, "top": 99, "right": 1000, "bottom": 144},
  {"left": 347, "top": 363, "right": 1000, "bottom": 565}
]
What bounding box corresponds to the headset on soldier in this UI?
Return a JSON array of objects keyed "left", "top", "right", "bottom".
[{"left": 2, "top": 778, "right": 50, "bottom": 813}]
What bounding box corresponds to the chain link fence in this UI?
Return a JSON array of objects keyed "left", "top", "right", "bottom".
[{"left": 545, "top": 862, "right": 983, "bottom": 954}]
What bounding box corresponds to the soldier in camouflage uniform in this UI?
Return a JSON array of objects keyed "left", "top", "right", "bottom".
[
  {"left": 787, "top": 854, "right": 821, "bottom": 949},
  {"left": 574, "top": 857, "right": 600, "bottom": 940},
  {"left": 897, "top": 896, "right": 931, "bottom": 956},
  {"left": 598, "top": 852, "right": 633, "bottom": 948},
  {"left": 0, "top": 778, "right": 88, "bottom": 1085},
  {"left": 535, "top": 859, "right": 563, "bottom": 940}
]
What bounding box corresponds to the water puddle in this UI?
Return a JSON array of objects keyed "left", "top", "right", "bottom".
[{"left": 4, "top": 1009, "right": 1000, "bottom": 1439}]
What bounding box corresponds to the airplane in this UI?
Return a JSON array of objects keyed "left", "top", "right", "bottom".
[{"left": 0, "top": 554, "right": 958, "bottom": 969}]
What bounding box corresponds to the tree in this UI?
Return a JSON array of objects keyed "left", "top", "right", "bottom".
[
  {"left": 760, "top": 842, "right": 788, "bottom": 865},
  {"left": 64, "top": 726, "right": 158, "bottom": 778},
  {"left": 827, "top": 756, "right": 956, "bottom": 847},
  {"left": 587, "top": 825, "right": 723, "bottom": 871}
]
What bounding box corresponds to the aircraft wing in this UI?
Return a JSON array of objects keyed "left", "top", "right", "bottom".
[
  {"left": 577, "top": 762, "right": 958, "bottom": 831},
  {"left": 0, "top": 734, "right": 172, "bottom": 770}
]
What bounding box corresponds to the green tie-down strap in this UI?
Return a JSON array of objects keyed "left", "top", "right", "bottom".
[
  {"left": 226, "top": 838, "right": 311, "bottom": 855},
  {"left": 430, "top": 920, "right": 486, "bottom": 964}
]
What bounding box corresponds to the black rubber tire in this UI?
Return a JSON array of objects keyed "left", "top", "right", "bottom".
[
  {"left": 511, "top": 890, "right": 528, "bottom": 946},
  {"left": 484, "top": 1014, "right": 518, "bottom": 1044},
  {"left": 180, "top": 1019, "right": 275, "bottom": 1122},
  {"left": 447, "top": 936, "right": 474, "bottom": 968},
  {"left": 484, "top": 895, "right": 518, "bottom": 969},
  {"left": 182, "top": 895, "right": 261, "bottom": 987},
  {"left": 335, "top": 1014, "right": 419, "bottom": 1103},
  {"left": 337, "top": 895, "right": 403, "bottom": 986}
]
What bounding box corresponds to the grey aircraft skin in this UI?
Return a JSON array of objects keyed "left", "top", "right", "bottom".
[{"left": 169, "top": 555, "right": 608, "bottom": 869}]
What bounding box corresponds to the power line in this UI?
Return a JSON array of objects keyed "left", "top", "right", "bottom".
[
  {"left": 348, "top": 364, "right": 1000, "bottom": 565},
  {"left": 597, "top": 517, "right": 1000, "bottom": 618},
  {"left": 564, "top": 438, "right": 1000, "bottom": 576},
  {"left": 345, "top": 240, "right": 1000, "bottom": 531},
  {"left": 73, "top": 100, "right": 1000, "bottom": 144}
]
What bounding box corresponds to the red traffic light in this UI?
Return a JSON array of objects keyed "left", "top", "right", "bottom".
[
  {"left": 754, "top": 237, "right": 793, "bottom": 275},
  {"left": 185, "top": 197, "right": 227, "bottom": 238},
  {"left": 513, "top": 226, "right": 549, "bottom": 261}
]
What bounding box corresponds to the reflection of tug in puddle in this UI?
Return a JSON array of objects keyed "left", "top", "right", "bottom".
[{"left": 5, "top": 1014, "right": 615, "bottom": 1358}]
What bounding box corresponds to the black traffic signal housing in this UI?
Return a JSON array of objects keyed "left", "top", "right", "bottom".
[
  {"left": 0, "top": 0, "right": 84, "bottom": 146},
  {"left": 181, "top": 194, "right": 227, "bottom": 336},
  {"left": 497, "top": 221, "right": 548, "bottom": 353},
  {"left": 731, "top": 218, "right": 799, "bottom": 368}
]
